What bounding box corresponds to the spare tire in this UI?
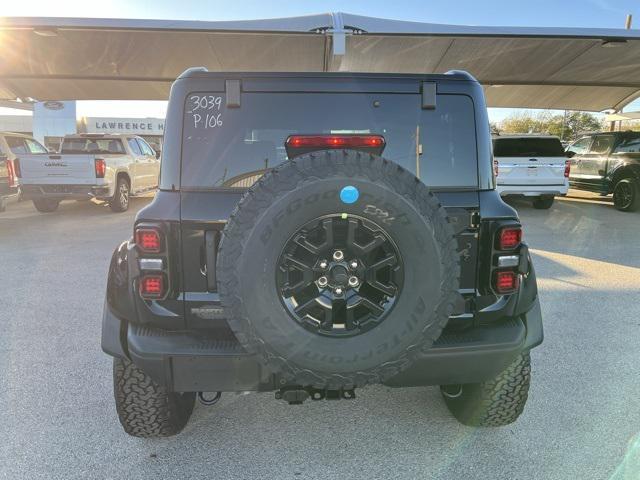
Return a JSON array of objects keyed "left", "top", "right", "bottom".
[{"left": 218, "top": 150, "right": 460, "bottom": 389}]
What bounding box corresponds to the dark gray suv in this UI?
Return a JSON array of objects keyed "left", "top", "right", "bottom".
[{"left": 102, "top": 70, "right": 542, "bottom": 437}]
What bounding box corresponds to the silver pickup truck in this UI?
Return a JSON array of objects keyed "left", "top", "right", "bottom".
[{"left": 18, "top": 133, "right": 160, "bottom": 213}]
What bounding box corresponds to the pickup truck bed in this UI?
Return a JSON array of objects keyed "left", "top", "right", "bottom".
[{"left": 18, "top": 153, "right": 112, "bottom": 200}]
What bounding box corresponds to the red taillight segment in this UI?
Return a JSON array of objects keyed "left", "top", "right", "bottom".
[
  {"left": 287, "top": 134, "right": 385, "bottom": 149},
  {"left": 94, "top": 158, "right": 106, "bottom": 178},
  {"left": 6, "top": 160, "right": 16, "bottom": 187},
  {"left": 135, "top": 227, "right": 162, "bottom": 253},
  {"left": 139, "top": 274, "right": 164, "bottom": 299},
  {"left": 564, "top": 160, "right": 571, "bottom": 178},
  {"left": 498, "top": 227, "right": 522, "bottom": 250},
  {"left": 495, "top": 270, "right": 519, "bottom": 294}
]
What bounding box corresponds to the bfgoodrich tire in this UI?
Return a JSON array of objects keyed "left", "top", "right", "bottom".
[
  {"left": 113, "top": 358, "right": 195, "bottom": 438},
  {"left": 218, "top": 150, "right": 460, "bottom": 389},
  {"left": 440, "top": 352, "right": 531, "bottom": 427}
]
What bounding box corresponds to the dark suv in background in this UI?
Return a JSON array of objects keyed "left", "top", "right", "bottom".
[
  {"left": 102, "top": 70, "right": 542, "bottom": 437},
  {"left": 567, "top": 131, "right": 640, "bottom": 211}
]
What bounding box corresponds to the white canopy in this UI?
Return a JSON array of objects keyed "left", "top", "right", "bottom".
[{"left": 1, "top": 12, "right": 640, "bottom": 110}]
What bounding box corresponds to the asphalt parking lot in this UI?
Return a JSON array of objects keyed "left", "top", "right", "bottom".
[{"left": 1, "top": 191, "right": 639, "bottom": 480}]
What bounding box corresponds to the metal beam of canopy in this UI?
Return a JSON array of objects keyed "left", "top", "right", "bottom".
[{"left": 2, "top": 12, "right": 640, "bottom": 111}]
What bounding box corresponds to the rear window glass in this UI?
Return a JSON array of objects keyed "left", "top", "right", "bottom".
[
  {"left": 613, "top": 133, "right": 640, "bottom": 153},
  {"left": 181, "top": 92, "right": 478, "bottom": 189},
  {"left": 61, "top": 138, "right": 125, "bottom": 154},
  {"left": 6, "top": 136, "right": 47, "bottom": 155},
  {"left": 493, "top": 137, "right": 564, "bottom": 157}
]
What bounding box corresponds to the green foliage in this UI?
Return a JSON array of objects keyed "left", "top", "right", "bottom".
[{"left": 498, "top": 111, "right": 604, "bottom": 140}]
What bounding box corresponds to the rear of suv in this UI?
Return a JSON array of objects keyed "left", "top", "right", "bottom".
[
  {"left": 493, "top": 135, "right": 570, "bottom": 209},
  {"left": 102, "top": 70, "right": 542, "bottom": 437}
]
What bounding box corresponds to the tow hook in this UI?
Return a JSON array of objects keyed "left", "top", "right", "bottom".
[
  {"left": 198, "top": 391, "right": 222, "bottom": 406},
  {"left": 275, "top": 387, "right": 356, "bottom": 405}
]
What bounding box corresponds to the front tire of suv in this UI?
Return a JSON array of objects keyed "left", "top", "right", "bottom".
[
  {"left": 612, "top": 178, "right": 640, "bottom": 212},
  {"left": 113, "top": 357, "right": 195, "bottom": 438},
  {"left": 532, "top": 196, "right": 554, "bottom": 209},
  {"left": 110, "top": 176, "right": 130, "bottom": 212},
  {"left": 32, "top": 198, "right": 60, "bottom": 213},
  {"left": 440, "top": 352, "right": 531, "bottom": 427}
]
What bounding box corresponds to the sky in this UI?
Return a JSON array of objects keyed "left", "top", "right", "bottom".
[{"left": 2, "top": 0, "right": 639, "bottom": 122}]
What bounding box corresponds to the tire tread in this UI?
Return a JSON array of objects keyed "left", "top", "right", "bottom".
[{"left": 113, "top": 357, "right": 195, "bottom": 437}]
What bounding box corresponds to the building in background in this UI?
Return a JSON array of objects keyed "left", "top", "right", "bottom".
[
  {"left": 79, "top": 116, "right": 164, "bottom": 152},
  {"left": 0, "top": 102, "right": 164, "bottom": 153},
  {"left": 0, "top": 115, "right": 32, "bottom": 135},
  {"left": 32, "top": 101, "right": 77, "bottom": 151}
]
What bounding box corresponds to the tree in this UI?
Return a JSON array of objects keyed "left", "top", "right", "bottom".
[{"left": 499, "top": 110, "right": 604, "bottom": 140}]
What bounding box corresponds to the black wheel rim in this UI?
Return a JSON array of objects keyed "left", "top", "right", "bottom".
[
  {"left": 614, "top": 182, "right": 633, "bottom": 209},
  {"left": 276, "top": 214, "right": 403, "bottom": 338}
]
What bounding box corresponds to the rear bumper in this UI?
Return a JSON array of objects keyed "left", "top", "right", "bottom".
[
  {"left": 496, "top": 183, "right": 568, "bottom": 197},
  {"left": 102, "top": 297, "right": 543, "bottom": 392},
  {"left": 20, "top": 183, "right": 112, "bottom": 200}
]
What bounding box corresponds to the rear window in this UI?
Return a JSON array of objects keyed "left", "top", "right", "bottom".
[
  {"left": 613, "top": 133, "right": 640, "bottom": 153},
  {"left": 5, "top": 136, "right": 48, "bottom": 155},
  {"left": 493, "top": 137, "right": 564, "bottom": 157},
  {"left": 181, "top": 92, "right": 478, "bottom": 189},
  {"left": 61, "top": 138, "right": 125, "bottom": 154}
]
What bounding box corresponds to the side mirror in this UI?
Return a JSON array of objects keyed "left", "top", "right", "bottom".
[
  {"left": 155, "top": 150, "right": 161, "bottom": 159},
  {"left": 565, "top": 151, "right": 576, "bottom": 158}
]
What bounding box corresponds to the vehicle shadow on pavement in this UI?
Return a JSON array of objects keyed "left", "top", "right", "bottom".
[
  {"left": 134, "top": 386, "right": 538, "bottom": 479},
  {"left": 508, "top": 194, "right": 640, "bottom": 270},
  {"left": 0, "top": 197, "right": 151, "bottom": 233}
]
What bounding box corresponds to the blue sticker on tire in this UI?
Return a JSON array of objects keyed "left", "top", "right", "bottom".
[{"left": 340, "top": 186, "right": 359, "bottom": 204}]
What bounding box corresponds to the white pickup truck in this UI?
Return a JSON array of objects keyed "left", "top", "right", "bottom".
[
  {"left": 0, "top": 132, "right": 49, "bottom": 212},
  {"left": 493, "top": 135, "right": 570, "bottom": 209},
  {"left": 17, "top": 133, "right": 160, "bottom": 213}
]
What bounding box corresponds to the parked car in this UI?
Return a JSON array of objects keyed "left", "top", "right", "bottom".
[
  {"left": 102, "top": 70, "right": 542, "bottom": 437},
  {"left": 566, "top": 131, "right": 640, "bottom": 211},
  {"left": 493, "top": 135, "right": 569, "bottom": 209},
  {"left": 0, "top": 132, "right": 49, "bottom": 212},
  {"left": 17, "top": 133, "right": 160, "bottom": 213}
]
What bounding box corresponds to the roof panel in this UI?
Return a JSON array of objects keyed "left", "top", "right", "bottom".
[{"left": 1, "top": 13, "right": 640, "bottom": 110}]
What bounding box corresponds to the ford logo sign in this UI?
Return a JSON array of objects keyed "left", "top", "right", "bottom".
[{"left": 43, "top": 101, "right": 65, "bottom": 110}]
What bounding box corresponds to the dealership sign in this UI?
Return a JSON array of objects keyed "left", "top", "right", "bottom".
[
  {"left": 43, "top": 101, "right": 65, "bottom": 110},
  {"left": 83, "top": 117, "right": 164, "bottom": 135}
]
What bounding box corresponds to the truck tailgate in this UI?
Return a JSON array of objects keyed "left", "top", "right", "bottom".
[
  {"left": 18, "top": 154, "right": 96, "bottom": 184},
  {"left": 497, "top": 155, "right": 566, "bottom": 186}
]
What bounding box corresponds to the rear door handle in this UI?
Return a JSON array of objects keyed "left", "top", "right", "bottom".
[{"left": 205, "top": 230, "right": 219, "bottom": 292}]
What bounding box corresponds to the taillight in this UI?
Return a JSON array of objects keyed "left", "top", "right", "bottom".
[
  {"left": 494, "top": 270, "right": 519, "bottom": 294},
  {"left": 139, "top": 274, "right": 165, "bottom": 299},
  {"left": 285, "top": 134, "right": 386, "bottom": 158},
  {"left": 498, "top": 227, "right": 522, "bottom": 250},
  {"left": 94, "top": 158, "right": 106, "bottom": 178},
  {"left": 13, "top": 158, "right": 21, "bottom": 178},
  {"left": 135, "top": 227, "right": 162, "bottom": 253},
  {"left": 6, "top": 160, "right": 16, "bottom": 187},
  {"left": 564, "top": 160, "right": 571, "bottom": 178}
]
